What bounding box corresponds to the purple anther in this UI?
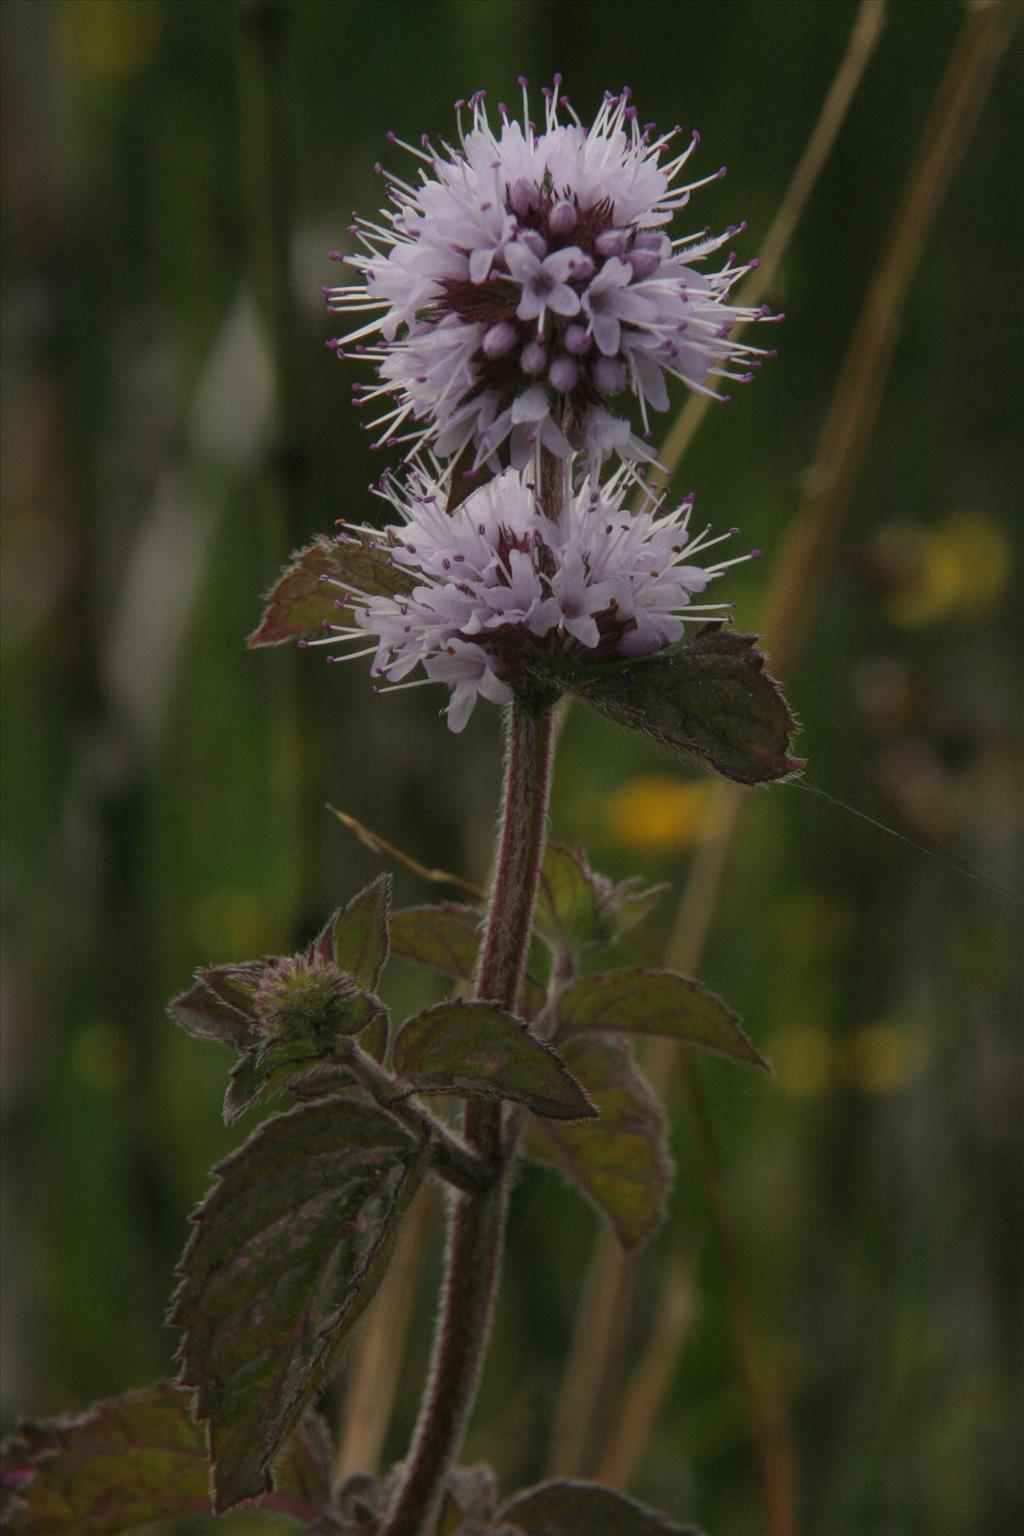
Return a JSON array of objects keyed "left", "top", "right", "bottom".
[
  {"left": 521, "top": 339, "right": 547, "bottom": 375},
  {"left": 593, "top": 356, "right": 626, "bottom": 395},
  {"left": 329, "top": 250, "right": 343, "bottom": 261},
  {"left": 548, "top": 355, "right": 579, "bottom": 393},
  {"left": 483, "top": 321, "right": 519, "bottom": 359},
  {"left": 549, "top": 199, "right": 576, "bottom": 237}
]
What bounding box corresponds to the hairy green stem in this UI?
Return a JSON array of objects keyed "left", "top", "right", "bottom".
[
  {"left": 380, "top": 698, "right": 555, "bottom": 1536},
  {"left": 338, "top": 1039, "right": 492, "bottom": 1196}
]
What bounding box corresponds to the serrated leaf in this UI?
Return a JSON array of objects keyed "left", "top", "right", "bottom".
[
  {"left": 389, "top": 904, "right": 547, "bottom": 1018},
  {"left": 527, "top": 1036, "right": 671, "bottom": 1248},
  {"left": 500, "top": 1479, "right": 701, "bottom": 1535},
  {"left": 247, "top": 533, "right": 415, "bottom": 649},
  {"left": 167, "top": 964, "right": 263, "bottom": 1051},
  {"left": 170, "top": 1101, "right": 425, "bottom": 1512},
  {"left": 535, "top": 845, "right": 667, "bottom": 957},
  {"left": 557, "top": 968, "right": 768, "bottom": 1069},
  {"left": 535, "top": 844, "right": 601, "bottom": 952},
  {"left": 0, "top": 1382, "right": 333, "bottom": 1534},
  {"left": 392, "top": 1001, "right": 595, "bottom": 1121},
  {"left": 389, "top": 902, "right": 482, "bottom": 979},
  {"left": 526, "top": 628, "right": 802, "bottom": 786},
  {"left": 317, "top": 875, "right": 391, "bottom": 991},
  {"left": 223, "top": 990, "right": 388, "bottom": 1123}
]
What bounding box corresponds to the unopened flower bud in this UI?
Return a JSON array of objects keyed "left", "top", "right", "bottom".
[
  {"left": 593, "top": 356, "right": 626, "bottom": 395},
  {"left": 521, "top": 339, "right": 547, "bottom": 375},
  {"left": 549, "top": 199, "right": 577, "bottom": 237},
  {"left": 519, "top": 229, "right": 548, "bottom": 260},
  {"left": 595, "top": 229, "right": 627, "bottom": 258},
  {"left": 627, "top": 248, "right": 661, "bottom": 278},
  {"left": 549, "top": 355, "right": 579, "bottom": 393},
  {"left": 564, "top": 324, "right": 591, "bottom": 355},
  {"left": 483, "top": 321, "right": 519, "bottom": 358},
  {"left": 510, "top": 177, "right": 537, "bottom": 217}
]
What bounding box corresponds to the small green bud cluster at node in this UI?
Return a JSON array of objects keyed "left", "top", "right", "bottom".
[{"left": 254, "top": 955, "right": 358, "bottom": 1043}]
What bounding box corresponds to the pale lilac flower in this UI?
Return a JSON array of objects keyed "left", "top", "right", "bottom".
[
  {"left": 325, "top": 79, "right": 779, "bottom": 469},
  {"left": 306, "top": 458, "right": 758, "bottom": 732}
]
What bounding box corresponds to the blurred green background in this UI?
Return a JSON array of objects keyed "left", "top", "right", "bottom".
[{"left": 2, "top": 1, "right": 1021, "bottom": 1532}]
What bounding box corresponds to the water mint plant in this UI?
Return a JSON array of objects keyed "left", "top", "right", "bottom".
[{"left": 2, "top": 79, "right": 798, "bottom": 1536}]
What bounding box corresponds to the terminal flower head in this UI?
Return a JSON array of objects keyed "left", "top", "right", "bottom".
[
  {"left": 326, "top": 79, "right": 779, "bottom": 470},
  {"left": 304, "top": 458, "right": 759, "bottom": 733}
]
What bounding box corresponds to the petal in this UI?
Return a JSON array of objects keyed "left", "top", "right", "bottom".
[
  {"left": 469, "top": 246, "right": 496, "bottom": 284},
  {"left": 511, "top": 384, "right": 550, "bottom": 425},
  {"left": 504, "top": 242, "right": 539, "bottom": 280},
  {"left": 548, "top": 284, "right": 582, "bottom": 318},
  {"left": 516, "top": 289, "right": 544, "bottom": 323},
  {"left": 564, "top": 613, "right": 601, "bottom": 647},
  {"left": 591, "top": 311, "right": 621, "bottom": 356},
  {"left": 445, "top": 685, "right": 477, "bottom": 733}
]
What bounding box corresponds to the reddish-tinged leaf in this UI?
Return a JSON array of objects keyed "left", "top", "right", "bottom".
[
  {"left": 248, "top": 533, "right": 415, "bottom": 649},
  {"left": 0, "top": 1382, "right": 333, "bottom": 1534},
  {"left": 527, "top": 1036, "right": 671, "bottom": 1248},
  {"left": 389, "top": 903, "right": 481, "bottom": 980},
  {"left": 167, "top": 964, "right": 263, "bottom": 1051},
  {"left": 388, "top": 904, "right": 546, "bottom": 1018},
  {"left": 316, "top": 875, "right": 391, "bottom": 991},
  {"left": 557, "top": 967, "right": 768, "bottom": 1069},
  {"left": 170, "top": 1101, "right": 424, "bottom": 1511},
  {"left": 392, "top": 1000, "right": 595, "bottom": 1121}
]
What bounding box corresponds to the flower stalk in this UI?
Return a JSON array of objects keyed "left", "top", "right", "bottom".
[{"left": 380, "top": 697, "right": 556, "bottom": 1536}]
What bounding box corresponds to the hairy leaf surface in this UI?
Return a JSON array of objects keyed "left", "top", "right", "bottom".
[
  {"left": 389, "top": 903, "right": 481, "bottom": 980},
  {"left": 393, "top": 1001, "right": 595, "bottom": 1120},
  {"left": 527, "top": 1036, "right": 671, "bottom": 1247},
  {"left": 557, "top": 968, "right": 768, "bottom": 1069},
  {"left": 535, "top": 843, "right": 667, "bottom": 957},
  {"left": 223, "top": 989, "right": 387, "bottom": 1123},
  {"left": 0, "top": 1382, "right": 332, "bottom": 1534},
  {"left": 316, "top": 874, "right": 391, "bottom": 991},
  {"left": 170, "top": 1101, "right": 424, "bottom": 1511},
  {"left": 389, "top": 904, "right": 546, "bottom": 1016},
  {"left": 248, "top": 533, "right": 415, "bottom": 648},
  {"left": 500, "top": 1479, "right": 701, "bottom": 1534},
  {"left": 167, "top": 963, "right": 263, "bottom": 1052},
  {"left": 525, "top": 628, "right": 802, "bottom": 785}
]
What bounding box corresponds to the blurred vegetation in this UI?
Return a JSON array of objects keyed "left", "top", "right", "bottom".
[{"left": 1, "top": 2, "right": 1021, "bottom": 1533}]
